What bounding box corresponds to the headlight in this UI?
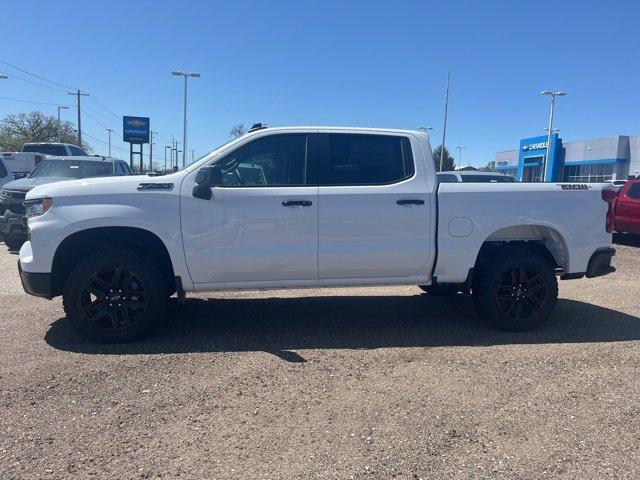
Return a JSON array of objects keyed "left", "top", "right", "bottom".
[{"left": 24, "top": 197, "right": 53, "bottom": 218}]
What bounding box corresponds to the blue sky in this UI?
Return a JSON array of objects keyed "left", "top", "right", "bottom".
[{"left": 2, "top": 0, "right": 639, "bottom": 167}]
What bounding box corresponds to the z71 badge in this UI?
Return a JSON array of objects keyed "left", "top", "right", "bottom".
[{"left": 559, "top": 184, "right": 590, "bottom": 190}]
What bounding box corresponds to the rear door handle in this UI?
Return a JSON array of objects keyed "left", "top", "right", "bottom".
[
  {"left": 282, "top": 200, "right": 312, "bottom": 207},
  {"left": 396, "top": 199, "right": 425, "bottom": 206}
]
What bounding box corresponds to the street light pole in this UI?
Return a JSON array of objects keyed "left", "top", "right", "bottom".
[
  {"left": 440, "top": 70, "right": 451, "bottom": 172},
  {"left": 540, "top": 90, "right": 566, "bottom": 182},
  {"left": 106, "top": 128, "right": 114, "bottom": 156},
  {"left": 57, "top": 106, "right": 69, "bottom": 142},
  {"left": 172, "top": 70, "right": 201, "bottom": 169}
]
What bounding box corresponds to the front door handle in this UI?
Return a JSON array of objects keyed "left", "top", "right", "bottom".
[
  {"left": 282, "top": 200, "right": 313, "bottom": 207},
  {"left": 396, "top": 199, "right": 425, "bottom": 206}
]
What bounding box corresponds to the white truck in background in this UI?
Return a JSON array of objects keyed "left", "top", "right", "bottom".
[
  {"left": 18, "top": 126, "right": 617, "bottom": 343},
  {"left": 1, "top": 142, "right": 88, "bottom": 178}
]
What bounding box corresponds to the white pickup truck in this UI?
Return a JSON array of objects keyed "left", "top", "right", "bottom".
[
  {"left": 18, "top": 126, "right": 616, "bottom": 342},
  {"left": 1, "top": 142, "right": 88, "bottom": 178}
]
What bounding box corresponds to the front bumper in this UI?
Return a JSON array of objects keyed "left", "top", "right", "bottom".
[
  {"left": 0, "top": 210, "right": 28, "bottom": 238},
  {"left": 18, "top": 260, "right": 52, "bottom": 299}
]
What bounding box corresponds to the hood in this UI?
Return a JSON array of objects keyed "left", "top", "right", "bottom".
[
  {"left": 1, "top": 176, "right": 70, "bottom": 192},
  {"left": 25, "top": 172, "right": 184, "bottom": 200}
]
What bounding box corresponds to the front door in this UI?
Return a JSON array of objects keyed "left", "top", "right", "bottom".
[
  {"left": 317, "top": 133, "right": 431, "bottom": 279},
  {"left": 181, "top": 133, "right": 319, "bottom": 285},
  {"left": 616, "top": 181, "right": 640, "bottom": 234}
]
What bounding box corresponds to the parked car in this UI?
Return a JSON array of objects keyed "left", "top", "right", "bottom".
[
  {"left": 0, "top": 155, "right": 11, "bottom": 189},
  {"left": 0, "top": 142, "right": 89, "bottom": 179},
  {"left": 18, "top": 126, "right": 615, "bottom": 342},
  {"left": 611, "top": 178, "right": 640, "bottom": 235},
  {"left": 1, "top": 156, "right": 130, "bottom": 251},
  {"left": 437, "top": 170, "right": 517, "bottom": 183}
]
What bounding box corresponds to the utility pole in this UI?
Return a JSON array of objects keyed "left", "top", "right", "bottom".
[
  {"left": 106, "top": 128, "right": 113, "bottom": 156},
  {"left": 439, "top": 70, "right": 451, "bottom": 172},
  {"left": 456, "top": 145, "right": 467, "bottom": 168},
  {"left": 67, "top": 90, "right": 88, "bottom": 147}
]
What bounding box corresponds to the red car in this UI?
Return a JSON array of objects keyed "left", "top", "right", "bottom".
[{"left": 613, "top": 179, "right": 640, "bottom": 235}]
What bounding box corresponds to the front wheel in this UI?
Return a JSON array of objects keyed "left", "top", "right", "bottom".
[
  {"left": 63, "top": 250, "right": 169, "bottom": 342},
  {"left": 472, "top": 249, "right": 558, "bottom": 332}
]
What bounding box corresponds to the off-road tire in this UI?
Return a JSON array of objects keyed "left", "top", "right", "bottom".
[
  {"left": 472, "top": 249, "right": 558, "bottom": 332},
  {"left": 62, "top": 249, "right": 169, "bottom": 342}
]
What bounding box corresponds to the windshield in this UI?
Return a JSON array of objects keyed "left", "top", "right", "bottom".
[
  {"left": 22, "top": 144, "right": 68, "bottom": 156},
  {"left": 29, "top": 160, "right": 113, "bottom": 179}
]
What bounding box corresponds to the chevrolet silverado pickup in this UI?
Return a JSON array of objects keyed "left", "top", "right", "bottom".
[{"left": 18, "top": 126, "right": 616, "bottom": 342}]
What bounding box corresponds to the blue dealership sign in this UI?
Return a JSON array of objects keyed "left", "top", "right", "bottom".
[{"left": 123, "top": 116, "right": 150, "bottom": 144}]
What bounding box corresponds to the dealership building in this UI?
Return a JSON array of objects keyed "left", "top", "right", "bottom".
[{"left": 494, "top": 134, "right": 640, "bottom": 182}]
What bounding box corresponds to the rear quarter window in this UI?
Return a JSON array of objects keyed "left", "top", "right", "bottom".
[{"left": 437, "top": 173, "right": 458, "bottom": 183}]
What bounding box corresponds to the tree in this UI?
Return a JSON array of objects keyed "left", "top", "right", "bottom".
[
  {"left": 0, "top": 111, "right": 90, "bottom": 152},
  {"left": 431, "top": 145, "right": 456, "bottom": 172},
  {"left": 483, "top": 160, "right": 496, "bottom": 172},
  {"left": 229, "top": 123, "right": 246, "bottom": 139}
]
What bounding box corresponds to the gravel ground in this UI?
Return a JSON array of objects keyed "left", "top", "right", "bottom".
[{"left": 0, "top": 236, "right": 639, "bottom": 480}]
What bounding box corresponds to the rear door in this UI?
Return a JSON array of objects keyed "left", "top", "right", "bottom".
[
  {"left": 317, "top": 132, "right": 431, "bottom": 279},
  {"left": 616, "top": 181, "right": 640, "bottom": 234}
]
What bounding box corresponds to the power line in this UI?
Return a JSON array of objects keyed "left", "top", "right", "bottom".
[
  {"left": 86, "top": 95, "right": 121, "bottom": 121},
  {"left": 0, "top": 70, "right": 68, "bottom": 93},
  {"left": 83, "top": 101, "right": 121, "bottom": 126},
  {"left": 0, "top": 58, "right": 78, "bottom": 91},
  {"left": 0, "top": 95, "right": 71, "bottom": 107},
  {"left": 83, "top": 109, "right": 113, "bottom": 130}
]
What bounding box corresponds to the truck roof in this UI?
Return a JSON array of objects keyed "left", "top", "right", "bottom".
[
  {"left": 44, "top": 155, "right": 123, "bottom": 163},
  {"left": 243, "top": 126, "right": 430, "bottom": 136}
]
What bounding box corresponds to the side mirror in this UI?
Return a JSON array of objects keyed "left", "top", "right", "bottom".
[{"left": 192, "top": 165, "right": 223, "bottom": 200}]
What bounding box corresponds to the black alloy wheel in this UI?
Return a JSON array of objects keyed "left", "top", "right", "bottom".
[
  {"left": 63, "top": 249, "right": 169, "bottom": 342},
  {"left": 495, "top": 265, "right": 548, "bottom": 321},
  {"left": 81, "top": 267, "right": 148, "bottom": 332}
]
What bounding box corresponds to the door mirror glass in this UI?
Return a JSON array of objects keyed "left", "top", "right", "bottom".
[{"left": 193, "top": 165, "right": 223, "bottom": 200}]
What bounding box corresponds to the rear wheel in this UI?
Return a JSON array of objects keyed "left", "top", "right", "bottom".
[
  {"left": 472, "top": 249, "right": 558, "bottom": 332},
  {"left": 3, "top": 234, "right": 25, "bottom": 251},
  {"left": 63, "top": 250, "right": 169, "bottom": 342}
]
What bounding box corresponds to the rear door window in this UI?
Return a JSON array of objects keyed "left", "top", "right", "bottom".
[
  {"left": 319, "top": 134, "right": 414, "bottom": 185},
  {"left": 22, "top": 144, "right": 68, "bottom": 156},
  {"left": 69, "top": 146, "right": 86, "bottom": 156}
]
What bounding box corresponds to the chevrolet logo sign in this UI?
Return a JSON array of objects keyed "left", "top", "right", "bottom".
[{"left": 126, "top": 119, "right": 146, "bottom": 128}]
